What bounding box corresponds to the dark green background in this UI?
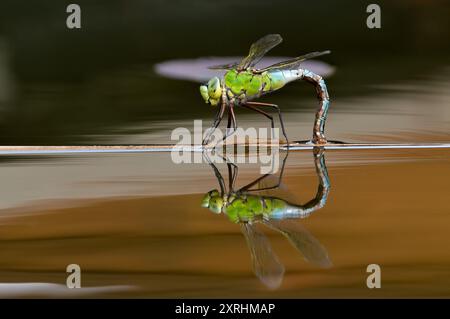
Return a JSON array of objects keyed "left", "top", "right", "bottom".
[{"left": 0, "top": 0, "right": 448, "bottom": 144}]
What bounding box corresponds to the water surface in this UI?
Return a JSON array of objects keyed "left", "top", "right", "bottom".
[{"left": 0, "top": 0, "right": 449, "bottom": 298}]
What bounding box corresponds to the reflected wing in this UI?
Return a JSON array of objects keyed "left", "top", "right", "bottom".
[
  {"left": 263, "top": 219, "right": 332, "bottom": 268},
  {"left": 237, "top": 34, "right": 283, "bottom": 70},
  {"left": 256, "top": 50, "right": 330, "bottom": 73},
  {"left": 208, "top": 62, "right": 239, "bottom": 70},
  {"left": 240, "top": 223, "right": 285, "bottom": 289}
]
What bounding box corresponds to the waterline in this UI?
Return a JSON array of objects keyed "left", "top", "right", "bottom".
[{"left": 1, "top": 142, "right": 450, "bottom": 155}]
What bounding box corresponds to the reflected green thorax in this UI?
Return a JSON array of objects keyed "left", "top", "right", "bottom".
[
  {"left": 224, "top": 194, "right": 287, "bottom": 223},
  {"left": 202, "top": 189, "right": 288, "bottom": 223}
]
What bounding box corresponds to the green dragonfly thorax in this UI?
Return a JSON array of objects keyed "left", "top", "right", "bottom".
[
  {"left": 224, "top": 69, "right": 302, "bottom": 103},
  {"left": 200, "top": 68, "right": 303, "bottom": 107},
  {"left": 224, "top": 69, "right": 270, "bottom": 98},
  {"left": 201, "top": 189, "right": 289, "bottom": 223}
]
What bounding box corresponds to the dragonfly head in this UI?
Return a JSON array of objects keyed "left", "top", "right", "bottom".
[
  {"left": 201, "top": 189, "right": 224, "bottom": 214},
  {"left": 200, "top": 77, "right": 222, "bottom": 106}
]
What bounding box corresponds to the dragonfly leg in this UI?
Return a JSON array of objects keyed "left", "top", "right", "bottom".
[
  {"left": 227, "top": 106, "right": 232, "bottom": 128},
  {"left": 244, "top": 102, "right": 288, "bottom": 145},
  {"left": 221, "top": 105, "right": 237, "bottom": 144},
  {"left": 301, "top": 70, "right": 330, "bottom": 145},
  {"left": 241, "top": 103, "right": 275, "bottom": 140},
  {"left": 238, "top": 150, "right": 289, "bottom": 192},
  {"left": 202, "top": 152, "right": 226, "bottom": 195},
  {"left": 227, "top": 162, "right": 238, "bottom": 191},
  {"left": 203, "top": 103, "right": 226, "bottom": 145}
]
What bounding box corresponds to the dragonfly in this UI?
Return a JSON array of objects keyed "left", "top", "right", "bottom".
[
  {"left": 201, "top": 148, "right": 332, "bottom": 288},
  {"left": 200, "top": 34, "right": 331, "bottom": 146}
]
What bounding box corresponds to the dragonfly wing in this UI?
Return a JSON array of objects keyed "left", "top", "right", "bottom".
[
  {"left": 207, "top": 62, "right": 239, "bottom": 70},
  {"left": 263, "top": 219, "right": 332, "bottom": 268},
  {"left": 256, "top": 50, "right": 330, "bottom": 73},
  {"left": 240, "top": 223, "right": 285, "bottom": 289},
  {"left": 237, "top": 34, "right": 283, "bottom": 71}
]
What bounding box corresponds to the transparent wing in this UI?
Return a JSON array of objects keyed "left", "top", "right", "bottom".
[
  {"left": 207, "top": 62, "right": 239, "bottom": 70},
  {"left": 256, "top": 50, "right": 330, "bottom": 73},
  {"left": 237, "top": 34, "right": 283, "bottom": 70},
  {"left": 263, "top": 219, "right": 332, "bottom": 268},
  {"left": 240, "top": 223, "right": 285, "bottom": 289}
]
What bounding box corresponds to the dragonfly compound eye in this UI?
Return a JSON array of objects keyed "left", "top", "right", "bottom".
[
  {"left": 208, "top": 196, "right": 223, "bottom": 214},
  {"left": 207, "top": 77, "right": 222, "bottom": 100},
  {"left": 200, "top": 189, "right": 221, "bottom": 209},
  {"left": 199, "top": 85, "right": 209, "bottom": 104},
  {"left": 200, "top": 192, "right": 211, "bottom": 207}
]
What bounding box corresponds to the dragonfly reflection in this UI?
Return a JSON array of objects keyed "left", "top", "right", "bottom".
[{"left": 201, "top": 148, "right": 332, "bottom": 289}]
